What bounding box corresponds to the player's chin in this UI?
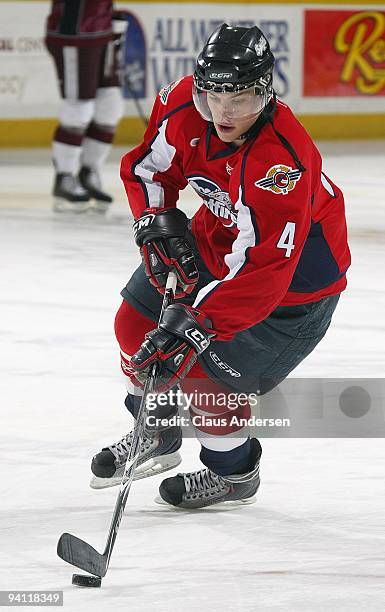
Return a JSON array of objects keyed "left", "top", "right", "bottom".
[{"left": 215, "top": 124, "right": 239, "bottom": 141}]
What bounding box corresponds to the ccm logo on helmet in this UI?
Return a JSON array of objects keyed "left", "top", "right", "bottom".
[
  {"left": 209, "top": 72, "right": 233, "bottom": 79},
  {"left": 133, "top": 214, "right": 155, "bottom": 238}
]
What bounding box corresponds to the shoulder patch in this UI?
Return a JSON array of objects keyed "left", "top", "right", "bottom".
[
  {"left": 255, "top": 164, "right": 302, "bottom": 195},
  {"left": 159, "top": 78, "right": 183, "bottom": 105}
]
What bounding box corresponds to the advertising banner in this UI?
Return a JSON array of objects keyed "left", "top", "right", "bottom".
[
  {"left": 0, "top": 2, "right": 384, "bottom": 142},
  {"left": 121, "top": 13, "right": 293, "bottom": 104},
  {"left": 304, "top": 10, "right": 385, "bottom": 97},
  {"left": 0, "top": 3, "right": 298, "bottom": 119}
]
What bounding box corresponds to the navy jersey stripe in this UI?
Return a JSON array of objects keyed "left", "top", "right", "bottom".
[
  {"left": 289, "top": 221, "right": 342, "bottom": 292},
  {"left": 241, "top": 144, "right": 260, "bottom": 245},
  {"left": 162, "top": 101, "right": 194, "bottom": 124}
]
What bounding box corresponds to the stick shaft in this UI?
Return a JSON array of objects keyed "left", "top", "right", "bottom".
[{"left": 102, "top": 270, "right": 178, "bottom": 568}]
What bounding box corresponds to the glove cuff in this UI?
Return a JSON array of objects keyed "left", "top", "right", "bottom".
[
  {"left": 160, "top": 304, "right": 215, "bottom": 354},
  {"left": 133, "top": 208, "right": 188, "bottom": 246}
]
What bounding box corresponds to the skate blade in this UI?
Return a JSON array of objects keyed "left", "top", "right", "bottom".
[
  {"left": 53, "top": 198, "right": 90, "bottom": 213},
  {"left": 154, "top": 494, "right": 257, "bottom": 509},
  {"left": 88, "top": 201, "right": 111, "bottom": 215},
  {"left": 89, "top": 451, "right": 182, "bottom": 489}
]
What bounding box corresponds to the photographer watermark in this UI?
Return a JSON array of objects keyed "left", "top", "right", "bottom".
[
  {"left": 144, "top": 387, "right": 290, "bottom": 431},
  {"left": 137, "top": 378, "right": 385, "bottom": 438},
  {"left": 0, "top": 591, "right": 63, "bottom": 607}
]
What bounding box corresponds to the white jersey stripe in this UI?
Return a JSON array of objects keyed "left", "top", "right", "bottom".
[
  {"left": 193, "top": 185, "right": 257, "bottom": 308},
  {"left": 134, "top": 120, "right": 176, "bottom": 208},
  {"left": 63, "top": 47, "right": 78, "bottom": 100},
  {"left": 321, "top": 172, "right": 335, "bottom": 197}
]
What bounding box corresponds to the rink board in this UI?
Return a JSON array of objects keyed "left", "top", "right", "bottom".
[{"left": 0, "top": 0, "right": 384, "bottom": 144}]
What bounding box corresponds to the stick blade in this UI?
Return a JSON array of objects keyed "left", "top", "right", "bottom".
[{"left": 57, "top": 533, "right": 107, "bottom": 578}]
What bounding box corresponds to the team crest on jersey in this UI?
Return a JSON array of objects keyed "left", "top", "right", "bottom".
[
  {"left": 255, "top": 165, "right": 302, "bottom": 195},
  {"left": 188, "top": 176, "right": 237, "bottom": 228},
  {"left": 159, "top": 78, "right": 183, "bottom": 105}
]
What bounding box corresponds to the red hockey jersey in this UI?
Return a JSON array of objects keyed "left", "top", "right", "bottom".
[
  {"left": 120, "top": 76, "right": 351, "bottom": 341},
  {"left": 46, "top": 0, "right": 113, "bottom": 46}
]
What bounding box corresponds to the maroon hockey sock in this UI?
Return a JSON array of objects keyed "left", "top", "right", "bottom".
[
  {"left": 85, "top": 122, "right": 114, "bottom": 144},
  {"left": 54, "top": 125, "right": 84, "bottom": 147}
]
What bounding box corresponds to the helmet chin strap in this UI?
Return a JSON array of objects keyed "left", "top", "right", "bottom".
[{"left": 239, "top": 92, "right": 276, "bottom": 141}]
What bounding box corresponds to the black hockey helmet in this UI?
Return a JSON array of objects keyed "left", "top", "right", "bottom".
[{"left": 193, "top": 24, "right": 275, "bottom": 121}]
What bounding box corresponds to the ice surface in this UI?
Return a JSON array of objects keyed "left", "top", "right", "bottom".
[{"left": 0, "top": 144, "right": 384, "bottom": 611}]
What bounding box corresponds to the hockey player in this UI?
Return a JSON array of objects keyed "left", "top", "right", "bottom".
[
  {"left": 91, "top": 24, "right": 351, "bottom": 508},
  {"left": 45, "top": 1, "right": 127, "bottom": 212}
]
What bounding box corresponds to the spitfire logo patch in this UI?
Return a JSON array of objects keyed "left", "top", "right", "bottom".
[
  {"left": 255, "top": 165, "right": 302, "bottom": 195},
  {"left": 188, "top": 176, "right": 237, "bottom": 228},
  {"left": 159, "top": 78, "right": 183, "bottom": 105}
]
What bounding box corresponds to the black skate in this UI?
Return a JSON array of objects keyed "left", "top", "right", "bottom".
[
  {"left": 157, "top": 438, "right": 262, "bottom": 509},
  {"left": 90, "top": 426, "right": 182, "bottom": 489},
  {"left": 53, "top": 172, "right": 90, "bottom": 212},
  {"left": 79, "top": 166, "right": 113, "bottom": 213}
]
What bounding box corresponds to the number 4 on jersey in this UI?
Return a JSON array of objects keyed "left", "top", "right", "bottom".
[{"left": 277, "top": 222, "right": 296, "bottom": 257}]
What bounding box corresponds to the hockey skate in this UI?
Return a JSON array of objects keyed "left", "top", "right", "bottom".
[
  {"left": 90, "top": 425, "right": 182, "bottom": 489},
  {"left": 79, "top": 166, "right": 113, "bottom": 213},
  {"left": 157, "top": 438, "right": 261, "bottom": 509},
  {"left": 53, "top": 172, "right": 90, "bottom": 212}
]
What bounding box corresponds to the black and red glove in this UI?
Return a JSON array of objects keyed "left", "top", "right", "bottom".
[
  {"left": 129, "top": 304, "right": 215, "bottom": 391},
  {"left": 133, "top": 208, "right": 199, "bottom": 298}
]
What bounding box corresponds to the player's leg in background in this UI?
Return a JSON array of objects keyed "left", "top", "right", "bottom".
[
  {"left": 90, "top": 299, "right": 182, "bottom": 489},
  {"left": 79, "top": 33, "right": 125, "bottom": 211},
  {"left": 46, "top": 43, "right": 104, "bottom": 211}
]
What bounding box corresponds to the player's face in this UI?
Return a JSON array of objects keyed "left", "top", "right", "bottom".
[{"left": 206, "top": 90, "right": 263, "bottom": 143}]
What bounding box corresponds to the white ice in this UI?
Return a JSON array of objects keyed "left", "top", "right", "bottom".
[{"left": 0, "top": 143, "right": 385, "bottom": 612}]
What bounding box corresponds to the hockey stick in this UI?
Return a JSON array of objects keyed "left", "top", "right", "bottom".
[
  {"left": 124, "top": 73, "right": 149, "bottom": 128},
  {"left": 119, "top": 17, "right": 149, "bottom": 128},
  {"left": 57, "top": 270, "right": 178, "bottom": 579}
]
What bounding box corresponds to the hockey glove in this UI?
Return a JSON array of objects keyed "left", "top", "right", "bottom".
[
  {"left": 130, "top": 304, "right": 215, "bottom": 392},
  {"left": 133, "top": 208, "right": 199, "bottom": 298}
]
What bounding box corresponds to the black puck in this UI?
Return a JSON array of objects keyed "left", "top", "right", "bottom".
[{"left": 72, "top": 574, "right": 102, "bottom": 588}]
